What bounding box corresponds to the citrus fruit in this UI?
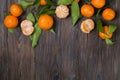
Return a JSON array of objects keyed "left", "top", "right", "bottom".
[
  {"left": 4, "top": 15, "right": 18, "bottom": 28},
  {"left": 21, "top": 20, "right": 34, "bottom": 36},
  {"left": 80, "top": 19, "right": 95, "bottom": 33},
  {"left": 55, "top": 5, "right": 69, "bottom": 19},
  {"left": 81, "top": 4, "right": 94, "bottom": 17},
  {"left": 91, "top": 0, "right": 106, "bottom": 8},
  {"left": 102, "top": 8, "right": 116, "bottom": 21},
  {"left": 40, "top": 0, "right": 47, "bottom": 6},
  {"left": 99, "top": 26, "right": 113, "bottom": 39},
  {"left": 10, "top": 4, "right": 23, "bottom": 17},
  {"left": 38, "top": 14, "right": 54, "bottom": 30}
]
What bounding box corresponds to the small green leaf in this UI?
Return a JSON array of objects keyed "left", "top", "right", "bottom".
[
  {"left": 26, "top": 12, "right": 35, "bottom": 24},
  {"left": 34, "top": 0, "right": 40, "bottom": 7},
  {"left": 46, "top": 0, "right": 57, "bottom": 6},
  {"left": 71, "top": 1, "right": 80, "bottom": 26},
  {"left": 97, "top": 19, "right": 104, "bottom": 33},
  {"left": 8, "top": 28, "right": 15, "bottom": 33},
  {"left": 18, "top": 1, "right": 34, "bottom": 10},
  {"left": 105, "top": 38, "right": 114, "bottom": 45},
  {"left": 50, "top": 28, "right": 55, "bottom": 34},
  {"left": 108, "top": 25, "right": 117, "bottom": 34},
  {"left": 32, "top": 23, "right": 42, "bottom": 48},
  {"left": 37, "top": 6, "right": 50, "bottom": 16},
  {"left": 58, "top": 0, "right": 73, "bottom": 5},
  {"left": 96, "top": 9, "right": 102, "bottom": 16},
  {"left": 42, "top": 9, "right": 55, "bottom": 15}
]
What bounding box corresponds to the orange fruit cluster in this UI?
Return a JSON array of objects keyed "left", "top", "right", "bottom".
[
  {"left": 80, "top": 0, "right": 116, "bottom": 41},
  {"left": 4, "top": 4, "right": 23, "bottom": 28},
  {"left": 80, "top": 0, "right": 116, "bottom": 21}
]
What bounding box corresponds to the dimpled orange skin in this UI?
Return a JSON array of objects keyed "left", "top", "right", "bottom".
[
  {"left": 38, "top": 14, "right": 53, "bottom": 30},
  {"left": 4, "top": 15, "right": 18, "bottom": 28},
  {"left": 40, "top": 0, "right": 47, "bottom": 6},
  {"left": 91, "top": 0, "right": 106, "bottom": 8},
  {"left": 81, "top": 4, "right": 94, "bottom": 17},
  {"left": 102, "top": 8, "right": 116, "bottom": 21},
  {"left": 99, "top": 26, "right": 113, "bottom": 39},
  {"left": 10, "top": 4, "right": 23, "bottom": 17}
]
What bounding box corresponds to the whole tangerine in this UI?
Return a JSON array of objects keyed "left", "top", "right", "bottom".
[
  {"left": 4, "top": 15, "right": 18, "bottom": 28},
  {"left": 38, "top": 14, "right": 54, "bottom": 30}
]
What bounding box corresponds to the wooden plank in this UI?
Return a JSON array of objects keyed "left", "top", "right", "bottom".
[{"left": 0, "top": 0, "right": 120, "bottom": 80}]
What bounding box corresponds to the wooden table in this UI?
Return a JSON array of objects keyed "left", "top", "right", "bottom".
[{"left": 0, "top": 0, "right": 120, "bottom": 80}]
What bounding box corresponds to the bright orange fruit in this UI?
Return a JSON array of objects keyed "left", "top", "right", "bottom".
[
  {"left": 99, "top": 26, "right": 113, "bottom": 39},
  {"left": 81, "top": 4, "right": 94, "bottom": 17},
  {"left": 40, "top": 0, "right": 47, "bottom": 6},
  {"left": 4, "top": 15, "right": 18, "bottom": 28},
  {"left": 102, "top": 8, "right": 116, "bottom": 21},
  {"left": 10, "top": 4, "right": 23, "bottom": 17},
  {"left": 38, "top": 14, "right": 54, "bottom": 30},
  {"left": 91, "top": 0, "right": 106, "bottom": 8}
]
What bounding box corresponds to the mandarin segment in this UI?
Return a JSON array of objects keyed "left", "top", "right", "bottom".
[{"left": 99, "top": 26, "right": 113, "bottom": 39}]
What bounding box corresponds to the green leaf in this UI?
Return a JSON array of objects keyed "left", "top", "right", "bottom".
[
  {"left": 97, "top": 19, "right": 104, "bottom": 33},
  {"left": 105, "top": 38, "right": 114, "bottom": 45},
  {"left": 18, "top": 1, "right": 34, "bottom": 10},
  {"left": 71, "top": 1, "right": 80, "bottom": 26},
  {"left": 32, "top": 23, "right": 42, "bottom": 48},
  {"left": 37, "top": 6, "right": 50, "bottom": 16},
  {"left": 108, "top": 25, "right": 117, "bottom": 34},
  {"left": 26, "top": 12, "right": 35, "bottom": 24},
  {"left": 42, "top": 9, "right": 55, "bottom": 15},
  {"left": 46, "top": 0, "right": 57, "bottom": 6},
  {"left": 8, "top": 28, "right": 15, "bottom": 33},
  {"left": 50, "top": 28, "right": 55, "bottom": 34},
  {"left": 34, "top": 0, "right": 40, "bottom": 7},
  {"left": 96, "top": 9, "right": 102, "bottom": 16},
  {"left": 58, "top": 0, "right": 73, "bottom": 5}
]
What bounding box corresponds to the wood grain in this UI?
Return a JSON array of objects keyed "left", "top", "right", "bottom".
[{"left": 0, "top": 0, "right": 120, "bottom": 80}]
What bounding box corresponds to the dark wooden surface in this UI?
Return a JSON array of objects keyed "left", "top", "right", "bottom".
[{"left": 0, "top": 0, "right": 120, "bottom": 80}]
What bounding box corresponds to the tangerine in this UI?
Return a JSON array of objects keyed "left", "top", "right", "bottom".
[
  {"left": 40, "top": 0, "right": 47, "bottom": 6},
  {"left": 99, "top": 26, "right": 113, "bottom": 39},
  {"left": 91, "top": 0, "right": 106, "bottom": 8},
  {"left": 4, "top": 15, "right": 18, "bottom": 28},
  {"left": 38, "top": 14, "right": 54, "bottom": 30},
  {"left": 81, "top": 4, "right": 94, "bottom": 17},
  {"left": 10, "top": 4, "right": 23, "bottom": 17},
  {"left": 102, "top": 8, "right": 116, "bottom": 21}
]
